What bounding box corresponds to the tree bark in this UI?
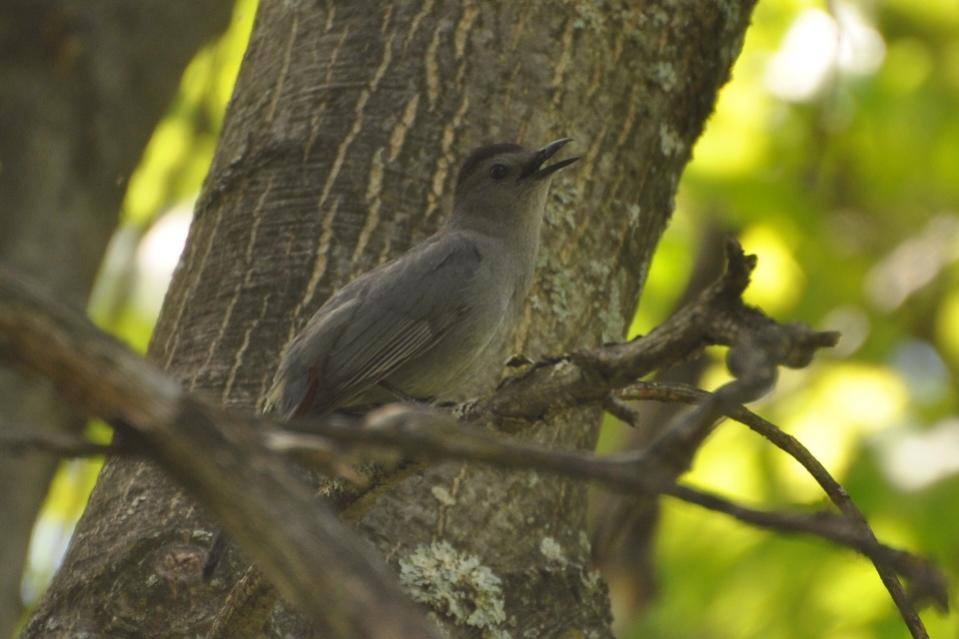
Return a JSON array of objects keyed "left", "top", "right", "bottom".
[
  {"left": 0, "top": 2, "right": 230, "bottom": 635},
  {"left": 24, "top": 1, "right": 756, "bottom": 637}
]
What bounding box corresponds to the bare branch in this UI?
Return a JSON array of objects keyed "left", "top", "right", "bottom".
[
  {"left": 6, "top": 393, "right": 942, "bottom": 617},
  {"left": 0, "top": 239, "right": 934, "bottom": 639},
  {"left": 245, "top": 400, "right": 949, "bottom": 622},
  {"left": 7, "top": 395, "right": 942, "bottom": 617},
  {"left": 603, "top": 397, "right": 642, "bottom": 428},
  {"left": 459, "top": 238, "right": 838, "bottom": 428},
  {"left": 269, "top": 405, "right": 944, "bottom": 609},
  {"left": 0, "top": 267, "right": 441, "bottom": 639}
]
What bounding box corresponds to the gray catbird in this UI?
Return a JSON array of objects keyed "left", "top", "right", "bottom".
[{"left": 265, "top": 138, "right": 578, "bottom": 419}]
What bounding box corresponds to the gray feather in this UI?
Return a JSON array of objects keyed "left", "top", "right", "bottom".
[{"left": 267, "top": 232, "right": 481, "bottom": 417}]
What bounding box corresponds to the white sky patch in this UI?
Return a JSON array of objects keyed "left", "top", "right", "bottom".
[
  {"left": 134, "top": 203, "right": 193, "bottom": 316},
  {"left": 21, "top": 509, "right": 76, "bottom": 605},
  {"left": 891, "top": 340, "right": 951, "bottom": 406},
  {"left": 865, "top": 214, "right": 959, "bottom": 311},
  {"left": 875, "top": 419, "right": 959, "bottom": 491},
  {"left": 765, "top": 3, "right": 886, "bottom": 101},
  {"left": 821, "top": 305, "right": 870, "bottom": 357}
]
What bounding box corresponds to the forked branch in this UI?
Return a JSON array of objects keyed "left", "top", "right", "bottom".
[{"left": 0, "top": 240, "right": 935, "bottom": 639}]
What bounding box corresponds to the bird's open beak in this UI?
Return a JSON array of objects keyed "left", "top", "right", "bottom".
[{"left": 519, "top": 138, "right": 579, "bottom": 181}]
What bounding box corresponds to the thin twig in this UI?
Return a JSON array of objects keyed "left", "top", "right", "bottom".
[
  {"left": 603, "top": 396, "right": 641, "bottom": 428},
  {"left": 621, "top": 381, "right": 935, "bottom": 636},
  {"left": 666, "top": 484, "right": 947, "bottom": 612}
]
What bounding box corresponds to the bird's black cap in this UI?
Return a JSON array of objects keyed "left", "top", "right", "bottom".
[{"left": 456, "top": 143, "right": 524, "bottom": 188}]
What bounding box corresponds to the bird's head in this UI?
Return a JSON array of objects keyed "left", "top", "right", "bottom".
[{"left": 450, "top": 138, "right": 578, "bottom": 235}]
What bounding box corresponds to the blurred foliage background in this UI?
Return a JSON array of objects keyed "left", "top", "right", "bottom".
[{"left": 19, "top": 0, "right": 959, "bottom": 637}]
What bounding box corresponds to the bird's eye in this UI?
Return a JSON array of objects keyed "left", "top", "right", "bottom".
[{"left": 489, "top": 164, "right": 508, "bottom": 180}]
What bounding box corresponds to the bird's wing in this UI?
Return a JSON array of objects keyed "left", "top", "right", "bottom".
[
  {"left": 267, "top": 233, "right": 482, "bottom": 418},
  {"left": 263, "top": 296, "right": 359, "bottom": 418}
]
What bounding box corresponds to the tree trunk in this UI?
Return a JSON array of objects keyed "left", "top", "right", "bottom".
[
  {"left": 24, "top": 1, "right": 755, "bottom": 636},
  {"left": 0, "top": 2, "right": 230, "bottom": 636}
]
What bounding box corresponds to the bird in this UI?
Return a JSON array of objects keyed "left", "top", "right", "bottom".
[{"left": 265, "top": 138, "right": 578, "bottom": 419}]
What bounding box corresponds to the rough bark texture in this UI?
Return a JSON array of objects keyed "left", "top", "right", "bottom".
[
  {"left": 24, "top": 1, "right": 756, "bottom": 637},
  {"left": 0, "top": 2, "right": 230, "bottom": 636}
]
